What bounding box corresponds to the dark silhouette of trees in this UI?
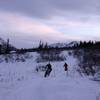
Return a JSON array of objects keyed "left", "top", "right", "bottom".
[
  {"left": 38, "top": 41, "right": 44, "bottom": 49},
  {"left": 72, "top": 41, "right": 100, "bottom": 49},
  {"left": 0, "top": 45, "right": 1, "bottom": 54},
  {"left": 5, "top": 38, "right": 10, "bottom": 54}
]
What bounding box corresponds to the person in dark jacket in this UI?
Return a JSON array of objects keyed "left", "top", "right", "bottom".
[
  {"left": 64, "top": 62, "right": 68, "bottom": 71},
  {"left": 63, "top": 62, "right": 68, "bottom": 75},
  {"left": 44, "top": 63, "right": 52, "bottom": 77}
]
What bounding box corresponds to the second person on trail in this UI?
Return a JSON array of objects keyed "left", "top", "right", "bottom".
[
  {"left": 63, "top": 62, "right": 68, "bottom": 75},
  {"left": 44, "top": 63, "right": 52, "bottom": 77},
  {"left": 64, "top": 62, "right": 68, "bottom": 71}
]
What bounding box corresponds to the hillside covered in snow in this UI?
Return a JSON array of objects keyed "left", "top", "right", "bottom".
[
  {"left": 49, "top": 41, "right": 79, "bottom": 48},
  {"left": 0, "top": 51, "right": 100, "bottom": 100}
]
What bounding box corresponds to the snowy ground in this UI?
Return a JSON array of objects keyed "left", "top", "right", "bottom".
[{"left": 0, "top": 51, "right": 100, "bottom": 100}]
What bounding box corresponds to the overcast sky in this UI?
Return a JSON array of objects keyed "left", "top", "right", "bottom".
[{"left": 0, "top": 0, "right": 100, "bottom": 48}]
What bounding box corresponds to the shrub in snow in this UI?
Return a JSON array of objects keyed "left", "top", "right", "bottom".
[
  {"left": 73, "top": 49, "right": 100, "bottom": 77},
  {"left": 36, "top": 50, "right": 65, "bottom": 62},
  {"left": 0, "top": 53, "right": 33, "bottom": 63},
  {"left": 93, "top": 67, "right": 100, "bottom": 81},
  {"left": 35, "top": 64, "right": 47, "bottom": 72},
  {"left": 0, "top": 55, "right": 4, "bottom": 63},
  {"left": 68, "top": 51, "right": 72, "bottom": 56}
]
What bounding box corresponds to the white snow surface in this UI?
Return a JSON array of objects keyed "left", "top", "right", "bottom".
[{"left": 0, "top": 51, "right": 100, "bottom": 100}]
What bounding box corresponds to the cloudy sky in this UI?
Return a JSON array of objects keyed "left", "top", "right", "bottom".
[{"left": 0, "top": 0, "right": 100, "bottom": 48}]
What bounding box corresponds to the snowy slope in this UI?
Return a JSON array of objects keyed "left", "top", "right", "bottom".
[
  {"left": 49, "top": 41, "right": 79, "bottom": 48},
  {"left": 0, "top": 51, "right": 100, "bottom": 100}
]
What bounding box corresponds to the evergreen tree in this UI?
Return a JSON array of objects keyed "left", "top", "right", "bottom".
[
  {"left": 38, "top": 41, "right": 44, "bottom": 49},
  {"left": 5, "top": 38, "right": 10, "bottom": 54},
  {"left": 44, "top": 42, "right": 48, "bottom": 49},
  {"left": 0, "top": 45, "right": 1, "bottom": 54}
]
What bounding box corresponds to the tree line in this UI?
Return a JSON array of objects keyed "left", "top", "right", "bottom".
[
  {"left": 73, "top": 41, "right": 100, "bottom": 49},
  {"left": 0, "top": 39, "right": 100, "bottom": 54}
]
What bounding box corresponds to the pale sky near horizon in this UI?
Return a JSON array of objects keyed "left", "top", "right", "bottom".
[{"left": 0, "top": 0, "right": 100, "bottom": 48}]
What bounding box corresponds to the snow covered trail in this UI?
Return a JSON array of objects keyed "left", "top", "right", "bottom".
[
  {"left": 0, "top": 52, "right": 100, "bottom": 100},
  {"left": 2, "top": 76, "right": 100, "bottom": 100}
]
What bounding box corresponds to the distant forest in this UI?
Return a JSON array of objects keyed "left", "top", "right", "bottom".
[{"left": 0, "top": 38, "right": 100, "bottom": 54}]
